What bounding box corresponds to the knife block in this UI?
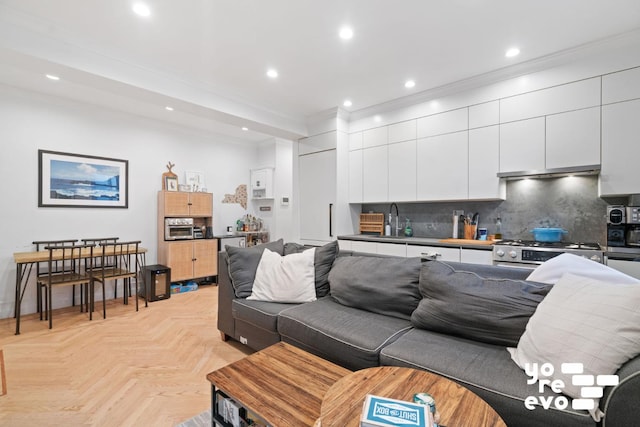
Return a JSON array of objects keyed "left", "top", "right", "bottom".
[{"left": 464, "top": 224, "right": 477, "bottom": 240}]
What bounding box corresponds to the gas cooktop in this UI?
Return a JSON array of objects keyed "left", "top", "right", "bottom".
[{"left": 495, "top": 240, "right": 602, "bottom": 250}]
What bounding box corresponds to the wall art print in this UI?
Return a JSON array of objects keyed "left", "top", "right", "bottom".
[{"left": 38, "top": 149, "right": 128, "bottom": 208}]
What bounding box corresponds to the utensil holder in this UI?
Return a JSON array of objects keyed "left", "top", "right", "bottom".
[{"left": 464, "top": 224, "right": 477, "bottom": 240}]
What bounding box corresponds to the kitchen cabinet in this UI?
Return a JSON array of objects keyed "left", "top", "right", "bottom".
[
  {"left": 163, "top": 240, "right": 218, "bottom": 282},
  {"left": 499, "top": 117, "right": 545, "bottom": 173},
  {"left": 388, "top": 120, "right": 416, "bottom": 143},
  {"left": 362, "top": 145, "right": 388, "bottom": 202},
  {"left": 376, "top": 242, "right": 407, "bottom": 257},
  {"left": 160, "top": 191, "right": 212, "bottom": 217},
  {"left": 349, "top": 132, "right": 363, "bottom": 151},
  {"left": 348, "top": 149, "right": 363, "bottom": 203},
  {"left": 600, "top": 99, "right": 640, "bottom": 196},
  {"left": 299, "top": 149, "right": 336, "bottom": 243},
  {"left": 350, "top": 240, "right": 377, "bottom": 254},
  {"left": 417, "top": 108, "right": 468, "bottom": 138},
  {"left": 416, "top": 131, "right": 468, "bottom": 200},
  {"left": 460, "top": 249, "right": 493, "bottom": 265},
  {"left": 250, "top": 168, "right": 273, "bottom": 199},
  {"left": 499, "top": 78, "right": 600, "bottom": 123},
  {"left": 363, "top": 126, "right": 388, "bottom": 148},
  {"left": 602, "top": 66, "right": 640, "bottom": 104},
  {"left": 406, "top": 245, "right": 460, "bottom": 262},
  {"left": 388, "top": 140, "right": 417, "bottom": 202},
  {"left": 545, "top": 107, "right": 600, "bottom": 169},
  {"left": 469, "top": 126, "right": 505, "bottom": 200},
  {"left": 469, "top": 101, "right": 499, "bottom": 129},
  {"left": 607, "top": 259, "right": 640, "bottom": 280}
]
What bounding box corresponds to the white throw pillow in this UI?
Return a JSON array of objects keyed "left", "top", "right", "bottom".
[
  {"left": 508, "top": 272, "right": 640, "bottom": 421},
  {"left": 526, "top": 253, "right": 640, "bottom": 285},
  {"left": 247, "top": 247, "right": 317, "bottom": 303}
]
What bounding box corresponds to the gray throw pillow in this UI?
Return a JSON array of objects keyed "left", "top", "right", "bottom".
[
  {"left": 328, "top": 256, "right": 422, "bottom": 320},
  {"left": 226, "top": 239, "right": 284, "bottom": 298},
  {"left": 411, "top": 260, "right": 553, "bottom": 347},
  {"left": 284, "top": 240, "right": 338, "bottom": 297}
]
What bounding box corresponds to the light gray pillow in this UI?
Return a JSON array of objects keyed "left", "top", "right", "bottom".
[
  {"left": 411, "top": 260, "right": 552, "bottom": 347},
  {"left": 225, "top": 239, "right": 284, "bottom": 298},
  {"left": 328, "top": 256, "right": 421, "bottom": 320},
  {"left": 284, "top": 240, "right": 338, "bottom": 297}
]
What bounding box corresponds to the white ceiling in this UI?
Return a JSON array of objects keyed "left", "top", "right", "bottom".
[{"left": 1, "top": 0, "right": 640, "bottom": 142}]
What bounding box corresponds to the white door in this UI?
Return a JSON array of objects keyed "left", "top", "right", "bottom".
[{"left": 299, "top": 149, "right": 337, "bottom": 243}]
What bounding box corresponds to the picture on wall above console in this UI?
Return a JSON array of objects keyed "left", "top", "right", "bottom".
[{"left": 38, "top": 149, "right": 128, "bottom": 208}]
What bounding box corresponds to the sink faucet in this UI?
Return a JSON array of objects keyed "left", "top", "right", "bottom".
[{"left": 389, "top": 203, "right": 400, "bottom": 236}]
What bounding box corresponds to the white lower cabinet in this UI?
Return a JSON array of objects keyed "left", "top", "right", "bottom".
[
  {"left": 376, "top": 243, "right": 407, "bottom": 257},
  {"left": 350, "top": 240, "right": 378, "bottom": 254},
  {"left": 607, "top": 259, "right": 640, "bottom": 280},
  {"left": 406, "top": 245, "right": 461, "bottom": 262},
  {"left": 460, "top": 249, "right": 493, "bottom": 265}
]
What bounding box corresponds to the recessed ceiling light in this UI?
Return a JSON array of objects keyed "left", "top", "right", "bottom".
[
  {"left": 374, "top": 115, "right": 382, "bottom": 123},
  {"left": 404, "top": 80, "right": 416, "bottom": 89},
  {"left": 242, "top": 127, "right": 249, "bottom": 131},
  {"left": 505, "top": 47, "right": 520, "bottom": 58},
  {"left": 132, "top": 2, "right": 151, "bottom": 17},
  {"left": 343, "top": 100, "right": 353, "bottom": 107},
  {"left": 339, "top": 27, "right": 354, "bottom": 40},
  {"left": 45, "top": 74, "right": 60, "bottom": 81},
  {"left": 266, "top": 69, "right": 278, "bottom": 79},
  {"left": 165, "top": 106, "right": 174, "bottom": 111}
]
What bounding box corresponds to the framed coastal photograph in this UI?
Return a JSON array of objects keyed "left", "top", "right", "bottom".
[
  {"left": 185, "top": 171, "right": 205, "bottom": 192},
  {"left": 38, "top": 150, "right": 128, "bottom": 208},
  {"left": 165, "top": 176, "right": 179, "bottom": 192}
]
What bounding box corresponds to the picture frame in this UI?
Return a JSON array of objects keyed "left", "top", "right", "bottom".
[
  {"left": 185, "top": 171, "right": 205, "bottom": 192},
  {"left": 38, "top": 149, "right": 128, "bottom": 208},
  {"left": 165, "top": 176, "right": 179, "bottom": 192}
]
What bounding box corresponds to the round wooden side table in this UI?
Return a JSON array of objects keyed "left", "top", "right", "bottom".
[{"left": 315, "top": 366, "right": 506, "bottom": 427}]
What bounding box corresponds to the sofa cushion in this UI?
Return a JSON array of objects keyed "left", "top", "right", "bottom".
[
  {"left": 278, "top": 297, "right": 412, "bottom": 370},
  {"left": 248, "top": 248, "right": 317, "bottom": 303},
  {"left": 508, "top": 272, "right": 640, "bottom": 422},
  {"left": 411, "top": 260, "right": 552, "bottom": 346},
  {"left": 284, "top": 240, "right": 338, "bottom": 297},
  {"left": 380, "top": 328, "right": 593, "bottom": 427},
  {"left": 328, "top": 256, "right": 422, "bottom": 320},
  {"left": 226, "top": 239, "right": 284, "bottom": 298},
  {"left": 232, "top": 298, "right": 299, "bottom": 334}
]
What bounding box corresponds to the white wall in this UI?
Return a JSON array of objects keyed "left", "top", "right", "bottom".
[{"left": 0, "top": 84, "right": 261, "bottom": 318}]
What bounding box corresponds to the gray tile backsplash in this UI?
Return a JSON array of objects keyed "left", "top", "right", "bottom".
[{"left": 363, "top": 176, "right": 627, "bottom": 245}]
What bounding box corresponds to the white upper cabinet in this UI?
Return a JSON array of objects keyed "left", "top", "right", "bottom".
[
  {"left": 348, "top": 149, "right": 363, "bottom": 203},
  {"left": 602, "top": 66, "right": 640, "bottom": 104},
  {"left": 362, "top": 145, "right": 388, "bottom": 202},
  {"left": 349, "top": 132, "right": 363, "bottom": 151},
  {"left": 362, "top": 126, "right": 388, "bottom": 148},
  {"left": 299, "top": 131, "right": 337, "bottom": 155},
  {"left": 600, "top": 99, "right": 640, "bottom": 196},
  {"left": 388, "top": 139, "right": 417, "bottom": 202},
  {"left": 499, "top": 117, "right": 545, "bottom": 173},
  {"left": 388, "top": 120, "right": 417, "bottom": 143},
  {"left": 500, "top": 78, "right": 601, "bottom": 123},
  {"left": 546, "top": 107, "right": 601, "bottom": 169},
  {"left": 469, "top": 101, "right": 499, "bottom": 129},
  {"left": 469, "top": 126, "right": 505, "bottom": 200},
  {"left": 417, "top": 108, "right": 468, "bottom": 138},
  {"left": 417, "top": 131, "right": 468, "bottom": 201}
]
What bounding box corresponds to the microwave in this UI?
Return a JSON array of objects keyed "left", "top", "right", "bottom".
[{"left": 165, "top": 218, "right": 194, "bottom": 240}]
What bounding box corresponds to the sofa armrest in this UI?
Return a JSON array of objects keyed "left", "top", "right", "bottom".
[
  {"left": 601, "top": 354, "right": 640, "bottom": 426},
  {"left": 217, "top": 251, "right": 236, "bottom": 340}
]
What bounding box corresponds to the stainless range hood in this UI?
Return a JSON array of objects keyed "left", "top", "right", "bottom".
[{"left": 497, "top": 164, "right": 601, "bottom": 180}]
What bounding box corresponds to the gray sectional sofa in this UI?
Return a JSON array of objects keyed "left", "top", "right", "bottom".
[{"left": 217, "top": 240, "right": 640, "bottom": 427}]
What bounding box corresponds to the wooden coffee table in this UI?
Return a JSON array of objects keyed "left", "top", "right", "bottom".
[
  {"left": 206, "top": 342, "right": 351, "bottom": 427},
  {"left": 316, "top": 366, "right": 506, "bottom": 427}
]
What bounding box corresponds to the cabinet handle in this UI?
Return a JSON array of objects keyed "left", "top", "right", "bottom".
[{"left": 329, "top": 203, "right": 333, "bottom": 237}]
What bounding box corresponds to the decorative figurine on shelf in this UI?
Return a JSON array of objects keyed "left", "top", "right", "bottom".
[{"left": 162, "top": 161, "right": 178, "bottom": 191}]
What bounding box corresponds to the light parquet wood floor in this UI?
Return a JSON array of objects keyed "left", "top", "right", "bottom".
[{"left": 0, "top": 285, "right": 252, "bottom": 427}]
